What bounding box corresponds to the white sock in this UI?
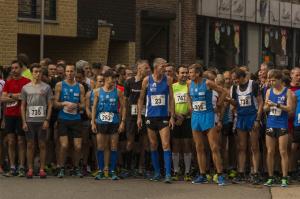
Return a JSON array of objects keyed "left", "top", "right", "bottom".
[
  {"left": 184, "top": 153, "right": 192, "bottom": 174},
  {"left": 172, "top": 153, "right": 180, "bottom": 173}
]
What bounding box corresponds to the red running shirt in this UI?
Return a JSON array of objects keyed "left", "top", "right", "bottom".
[{"left": 3, "top": 77, "right": 31, "bottom": 116}]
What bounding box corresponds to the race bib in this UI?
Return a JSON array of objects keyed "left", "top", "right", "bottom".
[
  {"left": 63, "top": 107, "right": 78, "bottom": 115},
  {"left": 270, "top": 107, "right": 282, "bottom": 116},
  {"left": 6, "top": 101, "right": 18, "bottom": 108},
  {"left": 131, "top": 105, "right": 145, "bottom": 115},
  {"left": 175, "top": 93, "right": 187, "bottom": 104},
  {"left": 151, "top": 95, "right": 166, "bottom": 106},
  {"left": 29, "top": 106, "right": 45, "bottom": 118},
  {"left": 99, "top": 112, "right": 114, "bottom": 122},
  {"left": 238, "top": 95, "right": 251, "bottom": 107},
  {"left": 192, "top": 101, "right": 207, "bottom": 111},
  {"left": 298, "top": 114, "right": 300, "bottom": 124}
]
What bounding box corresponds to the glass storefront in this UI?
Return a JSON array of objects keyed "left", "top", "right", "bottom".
[
  {"left": 261, "top": 26, "right": 292, "bottom": 69},
  {"left": 197, "top": 17, "right": 245, "bottom": 72}
]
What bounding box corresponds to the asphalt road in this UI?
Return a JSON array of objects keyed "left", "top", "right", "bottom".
[{"left": 0, "top": 176, "right": 274, "bottom": 199}]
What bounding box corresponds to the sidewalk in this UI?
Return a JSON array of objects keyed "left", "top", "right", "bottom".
[{"left": 271, "top": 185, "right": 300, "bottom": 199}]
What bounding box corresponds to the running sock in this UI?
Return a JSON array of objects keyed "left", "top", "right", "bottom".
[
  {"left": 96, "top": 150, "right": 104, "bottom": 171},
  {"left": 164, "top": 150, "right": 172, "bottom": 177},
  {"left": 109, "top": 151, "right": 118, "bottom": 172},
  {"left": 151, "top": 151, "right": 160, "bottom": 175},
  {"left": 172, "top": 153, "right": 180, "bottom": 173},
  {"left": 184, "top": 153, "right": 192, "bottom": 174}
]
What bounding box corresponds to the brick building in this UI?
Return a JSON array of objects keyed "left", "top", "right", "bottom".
[
  {"left": 0, "top": 0, "right": 197, "bottom": 67},
  {"left": 0, "top": 0, "right": 131, "bottom": 66}
]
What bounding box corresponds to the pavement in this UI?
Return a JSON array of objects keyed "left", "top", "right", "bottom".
[{"left": 0, "top": 176, "right": 277, "bottom": 199}]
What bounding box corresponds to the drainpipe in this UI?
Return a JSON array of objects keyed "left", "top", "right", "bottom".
[
  {"left": 178, "top": 0, "right": 182, "bottom": 65},
  {"left": 40, "top": 0, "right": 45, "bottom": 61}
]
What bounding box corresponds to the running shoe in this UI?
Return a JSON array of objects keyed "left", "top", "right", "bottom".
[
  {"left": 18, "top": 167, "right": 25, "bottom": 177},
  {"left": 264, "top": 178, "right": 274, "bottom": 187},
  {"left": 213, "top": 174, "right": 218, "bottom": 184},
  {"left": 57, "top": 168, "right": 65, "bottom": 178},
  {"left": 91, "top": 169, "right": 99, "bottom": 177},
  {"left": 26, "top": 169, "right": 34, "bottom": 179},
  {"left": 228, "top": 170, "right": 237, "bottom": 179},
  {"left": 172, "top": 172, "right": 180, "bottom": 181},
  {"left": 164, "top": 175, "right": 172, "bottom": 184},
  {"left": 39, "top": 169, "right": 47, "bottom": 179},
  {"left": 95, "top": 171, "right": 105, "bottom": 180},
  {"left": 281, "top": 178, "right": 288, "bottom": 187},
  {"left": 218, "top": 175, "right": 226, "bottom": 186},
  {"left": 111, "top": 171, "right": 120, "bottom": 180},
  {"left": 150, "top": 173, "right": 161, "bottom": 181},
  {"left": 184, "top": 173, "right": 192, "bottom": 181},
  {"left": 192, "top": 175, "right": 208, "bottom": 184},
  {"left": 232, "top": 173, "right": 245, "bottom": 184},
  {"left": 206, "top": 174, "right": 212, "bottom": 182},
  {"left": 251, "top": 173, "right": 260, "bottom": 185},
  {"left": 75, "top": 168, "right": 83, "bottom": 178},
  {"left": 4, "top": 168, "right": 16, "bottom": 177}
]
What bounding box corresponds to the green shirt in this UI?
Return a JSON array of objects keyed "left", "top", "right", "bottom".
[
  {"left": 172, "top": 82, "right": 189, "bottom": 115},
  {"left": 22, "top": 69, "right": 33, "bottom": 81}
]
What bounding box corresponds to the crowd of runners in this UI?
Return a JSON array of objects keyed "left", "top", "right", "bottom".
[{"left": 1, "top": 53, "right": 300, "bottom": 188}]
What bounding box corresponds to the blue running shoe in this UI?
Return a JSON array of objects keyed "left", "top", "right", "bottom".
[
  {"left": 150, "top": 173, "right": 161, "bottom": 181},
  {"left": 192, "top": 175, "right": 208, "bottom": 184},
  {"left": 218, "top": 175, "right": 226, "bottom": 186}
]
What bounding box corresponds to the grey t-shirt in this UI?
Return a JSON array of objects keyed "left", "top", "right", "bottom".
[{"left": 21, "top": 82, "right": 53, "bottom": 122}]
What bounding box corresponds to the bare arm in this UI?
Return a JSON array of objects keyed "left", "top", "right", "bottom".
[
  {"left": 46, "top": 98, "right": 53, "bottom": 121},
  {"left": 186, "top": 80, "right": 193, "bottom": 112},
  {"left": 79, "top": 84, "right": 86, "bottom": 111},
  {"left": 91, "top": 90, "right": 99, "bottom": 124},
  {"left": 279, "top": 89, "right": 293, "bottom": 113},
  {"left": 256, "top": 94, "right": 264, "bottom": 121},
  {"left": 85, "top": 91, "right": 92, "bottom": 119},
  {"left": 118, "top": 90, "right": 126, "bottom": 122},
  {"left": 206, "top": 79, "right": 226, "bottom": 112},
  {"left": 1, "top": 92, "right": 18, "bottom": 103},
  {"left": 54, "top": 82, "right": 64, "bottom": 109},
  {"left": 167, "top": 77, "right": 175, "bottom": 119},
  {"left": 263, "top": 89, "right": 271, "bottom": 112},
  {"left": 21, "top": 100, "right": 26, "bottom": 124},
  {"left": 137, "top": 77, "right": 148, "bottom": 120}
]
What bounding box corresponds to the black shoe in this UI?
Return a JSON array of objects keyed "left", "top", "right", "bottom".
[
  {"left": 251, "top": 173, "right": 260, "bottom": 185},
  {"left": 232, "top": 173, "right": 245, "bottom": 184}
]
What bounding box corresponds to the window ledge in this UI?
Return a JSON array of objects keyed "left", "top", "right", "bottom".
[{"left": 18, "top": 17, "right": 58, "bottom": 24}]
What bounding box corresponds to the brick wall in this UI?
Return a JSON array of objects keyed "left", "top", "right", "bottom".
[
  {"left": 18, "top": 0, "right": 77, "bottom": 37},
  {"left": 18, "top": 25, "right": 111, "bottom": 65},
  {"left": 108, "top": 41, "right": 136, "bottom": 67},
  {"left": 181, "top": 0, "right": 196, "bottom": 65},
  {"left": 0, "top": 0, "right": 18, "bottom": 65}
]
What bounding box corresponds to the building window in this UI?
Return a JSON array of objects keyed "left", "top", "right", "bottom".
[
  {"left": 262, "top": 26, "right": 292, "bottom": 69},
  {"left": 18, "top": 0, "right": 56, "bottom": 20}
]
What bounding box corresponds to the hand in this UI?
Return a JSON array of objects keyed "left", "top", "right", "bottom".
[
  {"left": 42, "top": 120, "right": 49, "bottom": 130},
  {"left": 216, "top": 121, "right": 222, "bottom": 131},
  {"left": 137, "top": 117, "right": 143, "bottom": 130},
  {"left": 22, "top": 122, "right": 28, "bottom": 132},
  {"left": 91, "top": 122, "right": 97, "bottom": 134},
  {"left": 175, "top": 115, "right": 184, "bottom": 126},
  {"left": 118, "top": 122, "right": 125, "bottom": 134},
  {"left": 253, "top": 121, "right": 260, "bottom": 131},
  {"left": 267, "top": 100, "right": 277, "bottom": 107},
  {"left": 169, "top": 117, "right": 175, "bottom": 130}
]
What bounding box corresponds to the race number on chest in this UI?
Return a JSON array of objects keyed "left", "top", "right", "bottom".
[
  {"left": 238, "top": 95, "right": 251, "bottom": 107},
  {"left": 151, "top": 95, "right": 166, "bottom": 106},
  {"left": 100, "top": 112, "right": 114, "bottom": 122},
  {"left": 29, "top": 106, "right": 45, "bottom": 117},
  {"left": 192, "top": 101, "right": 207, "bottom": 111},
  {"left": 175, "top": 93, "right": 187, "bottom": 104}
]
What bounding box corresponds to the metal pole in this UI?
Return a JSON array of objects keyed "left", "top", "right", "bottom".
[
  {"left": 40, "top": 0, "right": 45, "bottom": 61},
  {"left": 178, "top": 0, "right": 182, "bottom": 65}
]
